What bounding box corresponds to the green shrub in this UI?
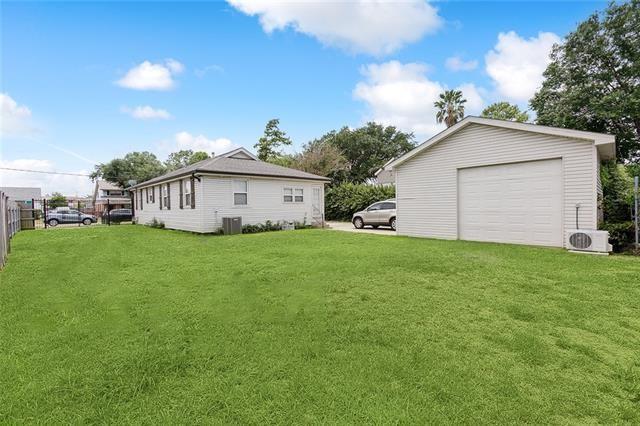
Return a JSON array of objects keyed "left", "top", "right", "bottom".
[
  {"left": 601, "top": 161, "right": 634, "bottom": 222},
  {"left": 325, "top": 183, "right": 395, "bottom": 221},
  {"left": 147, "top": 218, "right": 165, "bottom": 229},
  {"left": 601, "top": 221, "right": 635, "bottom": 252}
]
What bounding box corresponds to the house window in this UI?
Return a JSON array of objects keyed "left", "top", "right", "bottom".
[
  {"left": 233, "top": 180, "right": 248, "bottom": 205},
  {"left": 283, "top": 188, "right": 293, "bottom": 203},
  {"left": 284, "top": 187, "right": 304, "bottom": 203},
  {"left": 162, "top": 184, "right": 169, "bottom": 208},
  {"left": 184, "top": 179, "right": 192, "bottom": 207},
  {"left": 149, "top": 187, "right": 154, "bottom": 203}
]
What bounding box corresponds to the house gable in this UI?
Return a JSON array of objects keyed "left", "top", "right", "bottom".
[{"left": 221, "top": 147, "right": 258, "bottom": 161}]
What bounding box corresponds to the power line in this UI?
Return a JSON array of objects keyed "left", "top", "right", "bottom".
[{"left": 0, "top": 167, "right": 92, "bottom": 177}]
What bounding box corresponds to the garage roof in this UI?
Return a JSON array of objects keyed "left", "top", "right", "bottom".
[{"left": 389, "top": 117, "right": 616, "bottom": 169}]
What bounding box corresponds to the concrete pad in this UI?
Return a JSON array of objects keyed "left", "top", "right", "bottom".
[{"left": 325, "top": 221, "right": 397, "bottom": 236}]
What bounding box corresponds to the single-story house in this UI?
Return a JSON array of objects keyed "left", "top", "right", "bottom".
[
  {"left": 387, "top": 116, "right": 615, "bottom": 248},
  {"left": 130, "top": 147, "right": 330, "bottom": 233}
]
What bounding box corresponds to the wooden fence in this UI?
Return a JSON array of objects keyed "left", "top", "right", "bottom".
[{"left": 0, "top": 191, "right": 21, "bottom": 269}]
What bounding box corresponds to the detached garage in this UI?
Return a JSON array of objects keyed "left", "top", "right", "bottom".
[{"left": 388, "top": 117, "right": 616, "bottom": 248}]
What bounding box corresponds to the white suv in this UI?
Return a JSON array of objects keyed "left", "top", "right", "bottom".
[{"left": 352, "top": 199, "right": 396, "bottom": 231}]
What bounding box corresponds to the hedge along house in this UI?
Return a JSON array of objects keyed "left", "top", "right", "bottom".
[
  {"left": 387, "top": 117, "right": 616, "bottom": 248},
  {"left": 130, "top": 147, "right": 330, "bottom": 233}
]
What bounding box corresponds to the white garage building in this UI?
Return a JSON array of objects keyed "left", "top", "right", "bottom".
[{"left": 388, "top": 117, "right": 616, "bottom": 248}]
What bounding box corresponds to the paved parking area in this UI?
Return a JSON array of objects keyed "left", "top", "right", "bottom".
[{"left": 325, "top": 221, "right": 396, "bottom": 235}]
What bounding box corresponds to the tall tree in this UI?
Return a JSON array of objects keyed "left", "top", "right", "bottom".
[
  {"left": 434, "top": 90, "right": 466, "bottom": 127},
  {"left": 313, "top": 122, "right": 415, "bottom": 184},
  {"left": 481, "top": 102, "right": 530, "bottom": 122},
  {"left": 254, "top": 118, "right": 292, "bottom": 162},
  {"left": 291, "top": 139, "right": 350, "bottom": 185},
  {"left": 91, "top": 151, "right": 166, "bottom": 187},
  {"left": 530, "top": 0, "right": 640, "bottom": 162},
  {"left": 48, "top": 192, "right": 67, "bottom": 208},
  {"left": 165, "top": 150, "right": 210, "bottom": 171}
]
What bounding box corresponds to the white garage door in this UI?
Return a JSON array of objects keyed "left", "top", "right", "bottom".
[{"left": 458, "top": 159, "right": 563, "bottom": 247}]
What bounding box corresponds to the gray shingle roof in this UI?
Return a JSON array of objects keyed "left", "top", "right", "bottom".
[{"left": 132, "top": 153, "right": 329, "bottom": 188}]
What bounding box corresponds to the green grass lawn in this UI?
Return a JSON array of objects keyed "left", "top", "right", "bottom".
[{"left": 1, "top": 226, "right": 639, "bottom": 423}]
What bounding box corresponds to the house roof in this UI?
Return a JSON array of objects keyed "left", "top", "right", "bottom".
[
  {"left": 388, "top": 116, "right": 616, "bottom": 169},
  {"left": 96, "top": 180, "right": 124, "bottom": 191},
  {"left": 132, "top": 147, "right": 330, "bottom": 188},
  {"left": 0, "top": 186, "right": 42, "bottom": 201}
]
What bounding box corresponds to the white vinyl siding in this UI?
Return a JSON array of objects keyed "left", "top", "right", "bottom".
[
  {"left": 201, "top": 176, "right": 321, "bottom": 232},
  {"left": 134, "top": 176, "right": 324, "bottom": 233},
  {"left": 395, "top": 123, "right": 597, "bottom": 248},
  {"left": 134, "top": 178, "right": 204, "bottom": 232}
]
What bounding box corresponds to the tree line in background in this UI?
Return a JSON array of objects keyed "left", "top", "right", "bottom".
[
  {"left": 91, "top": 1, "right": 638, "bottom": 237},
  {"left": 90, "top": 149, "right": 211, "bottom": 188}
]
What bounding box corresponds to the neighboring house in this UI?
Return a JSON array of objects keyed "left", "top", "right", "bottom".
[
  {"left": 65, "top": 196, "right": 94, "bottom": 210},
  {"left": 374, "top": 158, "right": 395, "bottom": 185},
  {"left": 0, "top": 187, "right": 42, "bottom": 207},
  {"left": 130, "top": 147, "right": 330, "bottom": 233},
  {"left": 388, "top": 116, "right": 615, "bottom": 248},
  {"left": 92, "top": 180, "right": 131, "bottom": 214}
]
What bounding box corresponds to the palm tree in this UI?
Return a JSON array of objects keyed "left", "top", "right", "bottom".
[{"left": 434, "top": 90, "right": 467, "bottom": 128}]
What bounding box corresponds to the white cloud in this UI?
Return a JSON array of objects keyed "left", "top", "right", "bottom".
[
  {"left": 116, "top": 59, "right": 185, "bottom": 90},
  {"left": 1, "top": 93, "right": 34, "bottom": 137},
  {"left": 227, "top": 0, "right": 442, "bottom": 55},
  {"left": 165, "top": 58, "right": 185, "bottom": 74},
  {"left": 457, "top": 83, "right": 485, "bottom": 115},
  {"left": 445, "top": 56, "right": 478, "bottom": 72},
  {"left": 353, "top": 61, "right": 485, "bottom": 138},
  {"left": 174, "top": 131, "right": 239, "bottom": 155},
  {"left": 121, "top": 105, "right": 172, "bottom": 120},
  {"left": 485, "top": 31, "right": 561, "bottom": 102},
  {"left": 0, "top": 159, "right": 93, "bottom": 196}
]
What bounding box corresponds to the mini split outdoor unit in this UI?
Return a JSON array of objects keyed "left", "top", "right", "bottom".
[{"left": 565, "top": 230, "right": 612, "bottom": 254}]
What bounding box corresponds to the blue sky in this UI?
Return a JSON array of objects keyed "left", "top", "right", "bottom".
[{"left": 1, "top": 0, "right": 606, "bottom": 195}]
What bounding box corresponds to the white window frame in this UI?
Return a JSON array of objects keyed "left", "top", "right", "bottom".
[
  {"left": 162, "top": 185, "right": 169, "bottom": 209},
  {"left": 233, "top": 180, "right": 248, "bottom": 206},
  {"left": 184, "top": 179, "right": 192, "bottom": 208},
  {"left": 284, "top": 187, "right": 304, "bottom": 203}
]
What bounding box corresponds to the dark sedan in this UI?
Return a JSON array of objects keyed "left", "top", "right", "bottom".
[{"left": 103, "top": 208, "right": 133, "bottom": 223}]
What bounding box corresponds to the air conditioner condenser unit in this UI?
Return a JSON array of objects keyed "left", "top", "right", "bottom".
[{"left": 566, "top": 230, "right": 612, "bottom": 254}]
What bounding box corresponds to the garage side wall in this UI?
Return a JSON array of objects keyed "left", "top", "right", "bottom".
[{"left": 395, "top": 124, "right": 596, "bottom": 245}]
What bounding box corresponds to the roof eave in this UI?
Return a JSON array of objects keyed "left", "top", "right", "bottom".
[{"left": 132, "top": 169, "right": 330, "bottom": 188}]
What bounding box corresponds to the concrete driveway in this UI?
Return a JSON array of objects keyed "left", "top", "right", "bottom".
[{"left": 325, "top": 221, "right": 397, "bottom": 235}]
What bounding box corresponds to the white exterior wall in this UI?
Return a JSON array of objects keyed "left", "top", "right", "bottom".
[
  {"left": 395, "top": 124, "right": 598, "bottom": 247},
  {"left": 134, "top": 175, "right": 325, "bottom": 233},
  {"left": 200, "top": 175, "right": 323, "bottom": 232},
  {"left": 133, "top": 178, "right": 205, "bottom": 232}
]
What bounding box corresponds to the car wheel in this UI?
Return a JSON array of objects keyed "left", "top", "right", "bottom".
[
  {"left": 82, "top": 218, "right": 92, "bottom": 226},
  {"left": 353, "top": 217, "right": 364, "bottom": 229},
  {"left": 390, "top": 217, "right": 396, "bottom": 231},
  {"left": 48, "top": 218, "right": 59, "bottom": 227}
]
